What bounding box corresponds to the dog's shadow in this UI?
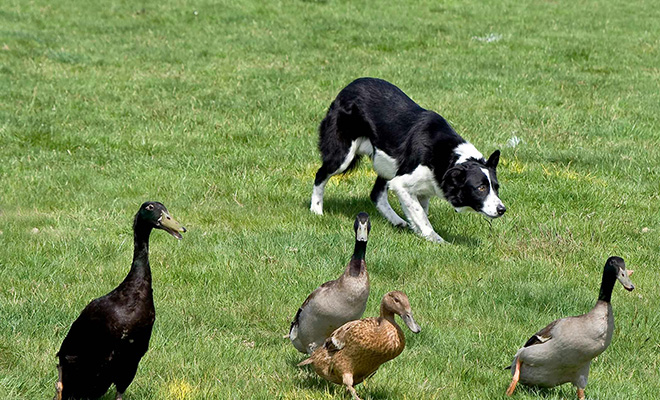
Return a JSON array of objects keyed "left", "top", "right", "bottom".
[{"left": 309, "top": 197, "right": 481, "bottom": 247}]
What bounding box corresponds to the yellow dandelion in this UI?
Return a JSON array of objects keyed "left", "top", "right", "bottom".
[{"left": 167, "top": 379, "right": 194, "bottom": 400}]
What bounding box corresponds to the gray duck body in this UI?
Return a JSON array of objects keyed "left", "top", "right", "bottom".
[
  {"left": 506, "top": 256, "right": 634, "bottom": 398},
  {"left": 512, "top": 300, "right": 613, "bottom": 388},
  {"left": 289, "top": 213, "right": 371, "bottom": 354}
]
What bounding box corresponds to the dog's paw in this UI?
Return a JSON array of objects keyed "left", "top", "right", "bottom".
[
  {"left": 393, "top": 220, "right": 408, "bottom": 229},
  {"left": 424, "top": 232, "right": 446, "bottom": 244},
  {"left": 310, "top": 203, "right": 323, "bottom": 215}
]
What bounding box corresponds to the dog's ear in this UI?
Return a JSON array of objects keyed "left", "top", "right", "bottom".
[
  {"left": 486, "top": 150, "right": 501, "bottom": 169},
  {"left": 443, "top": 165, "right": 466, "bottom": 186}
]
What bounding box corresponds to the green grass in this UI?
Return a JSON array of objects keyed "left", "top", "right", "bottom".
[{"left": 1, "top": 0, "right": 659, "bottom": 398}]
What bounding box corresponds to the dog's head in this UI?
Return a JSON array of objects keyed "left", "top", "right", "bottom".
[{"left": 441, "top": 150, "right": 506, "bottom": 218}]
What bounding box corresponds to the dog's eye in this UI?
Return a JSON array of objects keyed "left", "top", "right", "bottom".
[{"left": 478, "top": 185, "right": 487, "bottom": 192}]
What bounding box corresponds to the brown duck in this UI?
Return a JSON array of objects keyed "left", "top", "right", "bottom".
[{"left": 298, "top": 291, "right": 421, "bottom": 400}]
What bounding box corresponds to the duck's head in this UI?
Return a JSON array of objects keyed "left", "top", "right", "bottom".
[
  {"left": 605, "top": 256, "right": 634, "bottom": 291},
  {"left": 136, "top": 201, "right": 187, "bottom": 239},
  {"left": 382, "top": 291, "right": 421, "bottom": 333},
  {"left": 354, "top": 212, "right": 371, "bottom": 242}
]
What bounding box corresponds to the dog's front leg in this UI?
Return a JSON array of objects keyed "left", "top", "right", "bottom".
[
  {"left": 389, "top": 180, "right": 444, "bottom": 243},
  {"left": 419, "top": 196, "right": 430, "bottom": 215},
  {"left": 371, "top": 178, "right": 408, "bottom": 228}
]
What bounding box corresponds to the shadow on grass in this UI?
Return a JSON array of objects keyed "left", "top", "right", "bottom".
[
  {"left": 514, "top": 384, "right": 572, "bottom": 398},
  {"left": 311, "top": 198, "right": 482, "bottom": 247},
  {"left": 292, "top": 365, "right": 401, "bottom": 399},
  {"left": 287, "top": 349, "right": 405, "bottom": 399},
  {"left": 286, "top": 353, "right": 400, "bottom": 400}
]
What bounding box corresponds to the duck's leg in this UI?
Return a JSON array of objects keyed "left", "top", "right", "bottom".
[
  {"left": 342, "top": 373, "right": 362, "bottom": 400},
  {"left": 577, "top": 388, "right": 585, "bottom": 400},
  {"left": 53, "top": 364, "right": 63, "bottom": 400},
  {"left": 505, "top": 358, "right": 521, "bottom": 396},
  {"left": 115, "top": 391, "right": 124, "bottom": 400}
]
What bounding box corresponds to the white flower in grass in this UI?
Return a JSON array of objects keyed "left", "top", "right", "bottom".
[
  {"left": 506, "top": 136, "right": 522, "bottom": 148},
  {"left": 472, "top": 33, "right": 503, "bottom": 43}
]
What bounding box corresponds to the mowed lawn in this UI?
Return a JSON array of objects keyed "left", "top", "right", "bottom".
[{"left": 1, "top": 0, "right": 659, "bottom": 398}]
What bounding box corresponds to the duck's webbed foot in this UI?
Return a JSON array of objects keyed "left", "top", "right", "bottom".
[
  {"left": 54, "top": 365, "right": 63, "bottom": 400},
  {"left": 577, "top": 388, "right": 585, "bottom": 400}
]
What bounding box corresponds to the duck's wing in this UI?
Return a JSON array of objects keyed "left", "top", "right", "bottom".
[
  {"left": 523, "top": 319, "right": 559, "bottom": 347},
  {"left": 57, "top": 299, "right": 118, "bottom": 376},
  {"left": 324, "top": 318, "right": 380, "bottom": 354},
  {"left": 289, "top": 280, "right": 338, "bottom": 338}
]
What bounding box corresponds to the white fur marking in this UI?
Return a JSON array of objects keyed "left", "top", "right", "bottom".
[
  {"left": 394, "top": 165, "right": 442, "bottom": 198},
  {"left": 454, "top": 142, "right": 484, "bottom": 164},
  {"left": 390, "top": 166, "right": 444, "bottom": 242},
  {"left": 356, "top": 138, "right": 374, "bottom": 155},
  {"left": 479, "top": 168, "right": 503, "bottom": 218},
  {"left": 337, "top": 140, "right": 359, "bottom": 173},
  {"left": 372, "top": 149, "right": 398, "bottom": 180},
  {"left": 419, "top": 197, "right": 430, "bottom": 215},
  {"left": 310, "top": 139, "right": 369, "bottom": 215},
  {"left": 310, "top": 182, "right": 326, "bottom": 215},
  {"left": 374, "top": 187, "right": 407, "bottom": 227}
]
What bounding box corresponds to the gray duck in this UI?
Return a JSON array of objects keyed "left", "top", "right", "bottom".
[
  {"left": 506, "top": 256, "right": 634, "bottom": 399},
  {"left": 289, "top": 212, "right": 371, "bottom": 354}
]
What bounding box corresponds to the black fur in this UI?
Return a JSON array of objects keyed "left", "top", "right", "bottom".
[{"left": 312, "top": 78, "right": 505, "bottom": 240}]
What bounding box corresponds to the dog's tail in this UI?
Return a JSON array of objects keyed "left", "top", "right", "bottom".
[
  {"left": 338, "top": 102, "right": 371, "bottom": 173},
  {"left": 319, "top": 101, "right": 371, "bottom": 174}
]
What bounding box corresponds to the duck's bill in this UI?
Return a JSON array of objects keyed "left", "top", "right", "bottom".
[
  {"left": 159, "top": 213, "right": 187, "bottom": 239},
  {"left": 619, "top": 270, "right": 634, "bottom": 291},
  {"left": 401, "top": 313, "right": 421, "bottom": 333},
  {"left": 356, "top": 221, "right": 369, "bottom": 242}
]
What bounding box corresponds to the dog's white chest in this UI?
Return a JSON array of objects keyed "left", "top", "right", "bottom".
[{"left": 391, "top": 165, "right": 441, "bottom": 197}]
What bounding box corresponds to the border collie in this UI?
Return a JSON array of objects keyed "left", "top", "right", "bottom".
[{"left": 310, "top": 78, "right": 506, "bottom": 243}]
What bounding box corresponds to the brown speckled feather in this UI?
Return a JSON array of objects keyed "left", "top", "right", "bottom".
[{"left": 304, "top": 317, "right": 405, "bottom": 385}]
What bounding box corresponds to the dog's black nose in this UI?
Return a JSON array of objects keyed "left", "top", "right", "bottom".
[{"left": 496, "top": 204, "right": 506, "bottom": 216}]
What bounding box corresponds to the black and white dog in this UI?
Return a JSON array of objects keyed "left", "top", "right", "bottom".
[{"left": 310, "top": 78, "right": 506, "bottom": 243}]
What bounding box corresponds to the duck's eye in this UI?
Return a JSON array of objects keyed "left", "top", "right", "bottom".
[
  {"left": 146, "top": 204, "right": 154, "bottom": 211},
  {"left": 393, "top": 298, "right": 400, "bottom": 303},
  {"left": 478, "top": 185, "right": 487, "bottom": 193}
]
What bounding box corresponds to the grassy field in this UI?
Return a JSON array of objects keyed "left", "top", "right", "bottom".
[{"left": 1, "top": 0, "right": 659, "bottom": 398}]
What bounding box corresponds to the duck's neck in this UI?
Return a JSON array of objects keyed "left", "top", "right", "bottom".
[
  {"left": 125, "top": 221, "right": 153, "bottom": 284},
  {"left": 597, "top": 268, "right": 616, "bottom": 303},
  {"left": 380, "top": 304, "right": 396, "bottom": 325},
  {"left": 348, "top": 240, "right": 367, "bottom": 276}
]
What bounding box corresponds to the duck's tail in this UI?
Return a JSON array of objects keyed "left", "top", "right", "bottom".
[{"left": 297, "top": 357, "right": 313, "bottom": 367}]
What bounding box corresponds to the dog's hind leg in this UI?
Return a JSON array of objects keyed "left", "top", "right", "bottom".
[
  {"left": 311, "top": 141, "right": 360, "bottom": 215},
  {"left": 370, "top": 177, "right": 407, "bottom": 227}
]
